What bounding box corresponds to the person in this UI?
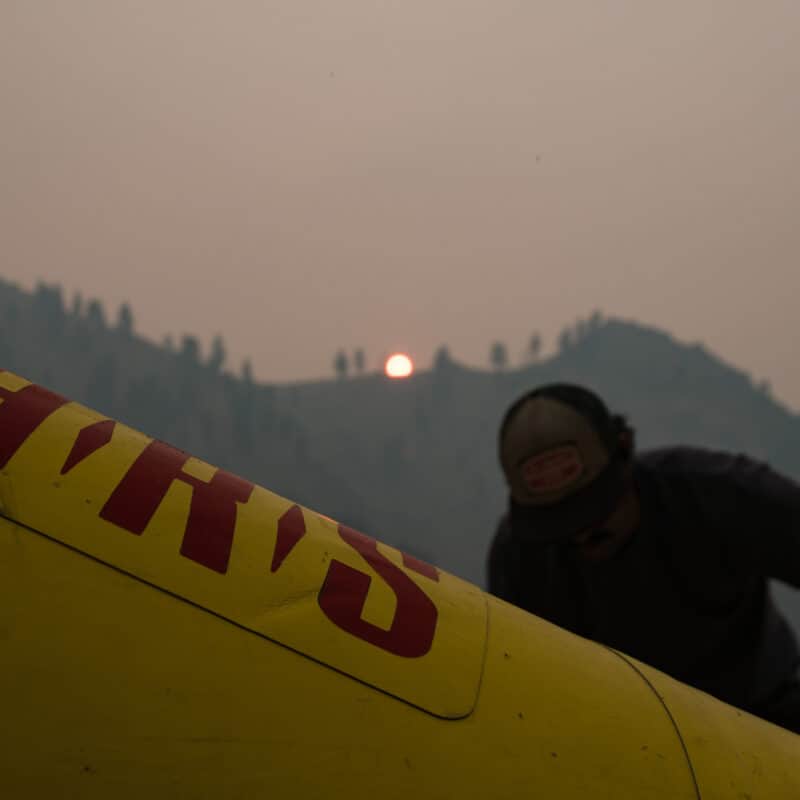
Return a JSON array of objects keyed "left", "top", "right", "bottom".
[{"left": 487, "top": 382, "right": 800, "bottom": 734}]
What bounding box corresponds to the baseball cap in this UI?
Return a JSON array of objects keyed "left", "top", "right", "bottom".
[{"left": 498, "top": 384, "right": 628, "bottom": 544}]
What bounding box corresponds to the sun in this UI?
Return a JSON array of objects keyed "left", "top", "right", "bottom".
[{"left": 384, "top": 353, "right": 414, "bottom": 379}]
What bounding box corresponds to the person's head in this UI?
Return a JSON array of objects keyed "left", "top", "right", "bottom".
[{"left": 498, "top": 383, "right": 639, "bottom": 560}]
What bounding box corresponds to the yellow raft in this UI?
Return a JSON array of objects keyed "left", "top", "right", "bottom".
[{"left": 0, "top": 369, "right": 797, "bottom": 798}]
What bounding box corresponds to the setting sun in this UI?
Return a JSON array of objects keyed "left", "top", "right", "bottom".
[{"left": 384, "top": 353, "right": 414, "bottom": 379}]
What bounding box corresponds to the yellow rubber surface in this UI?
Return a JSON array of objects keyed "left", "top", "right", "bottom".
[
  {"left": 0, "top": 370, "right": 797, "bottom": 797},
  {"left": 1, "top": 519, "right": 698, "bottom": 799},
  {"left": 627, "top": 657, "right": 799, "bottom": 799}
]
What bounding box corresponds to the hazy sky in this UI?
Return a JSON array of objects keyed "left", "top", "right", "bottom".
[{"left": 3, "top": 2, "right": 800, "bottom": 407}]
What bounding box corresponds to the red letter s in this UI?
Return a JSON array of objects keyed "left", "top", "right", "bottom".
[{"left": 318, "top": 526, "right": 439, "bottom": 658}]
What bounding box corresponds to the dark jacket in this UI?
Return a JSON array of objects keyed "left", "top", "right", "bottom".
[{"left": 487, "top": 446, "right": 800, "bottom": 711}]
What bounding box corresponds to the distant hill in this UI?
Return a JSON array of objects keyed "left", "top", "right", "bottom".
[
  {"left": 3, "top": 277, "right": 799, "bottom": 634},
  {"left": 0, "top": 279, "right": 366, "bottom": 531}
]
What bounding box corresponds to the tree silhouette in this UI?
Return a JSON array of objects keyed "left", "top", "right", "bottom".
[
  {"left": 432, "top": 345, "right": 453, "bottom": 372},
  {"left": 208, "top": 335, "right": 227, "bottom": 374},
  {"left": 334, "top": 349, "right": 349, "bottom": 379},
  {"left": 117, "top": 303, "right": 134, "bottom": 337},
  {"left": 33, "top": 282, "right": 66, "bottom": 338},
  {"left": 588, "top": 309, "right": 604, "bottom": 330},
  {"left": 557, "top": 328, "right": 574, "bottom": 353},
  {"left": 353, "top": 348, "right": 366, "bottom": 374},
  {"left": 431, "top": 345, "right": 455, "bottom": 406},
  {"left": 70, "top": 292, "right": 84, "bottom": 318},
  {"left": 179, "top": 335, "right": 200, "bottom": 364},
  {"left": 489, "top": 341, "right": 508, "bottom": 371},
  {"left": 86, "top": 299, "right": 107, "bottom": 331},
  {"left": 527, "top": 332, "right": 542, "bottom": 363}
]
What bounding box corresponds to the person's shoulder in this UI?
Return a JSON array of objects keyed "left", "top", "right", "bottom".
[
  {"left": 635, "top": 447, "right": 754, "bottom": 530},
  {"left": 635, "top": 446, "right": 784, "bottom": 511},
  {"left": 637, "top": 445, "right": 747, "bottom": 481}
]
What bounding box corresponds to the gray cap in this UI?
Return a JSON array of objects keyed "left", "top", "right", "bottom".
[{"left": 500, "top": 395, "right": 612, "bottom": 507}]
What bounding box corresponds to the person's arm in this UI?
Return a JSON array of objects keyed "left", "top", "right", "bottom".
[{"left": 704, "top": 452, "right": 800, "bottom": 588}]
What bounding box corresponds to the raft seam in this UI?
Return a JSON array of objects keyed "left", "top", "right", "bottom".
[{"left": 604, "top": 647, "right": 702, "bottom": 800}]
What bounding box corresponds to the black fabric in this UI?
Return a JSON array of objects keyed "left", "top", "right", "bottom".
[
  {"left": 751, "top": 669, "right": 800, "bottom": 734},
  {"left": 508, "top": 449, "right": 629, "bottom": 544},
  {"left": 487, "top": 446, "right": 800, "bottom": 729}
]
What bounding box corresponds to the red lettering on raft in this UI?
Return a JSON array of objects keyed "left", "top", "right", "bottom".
[
  {"left": 402, "top": 552, "right": 439, "bottom": 582},
  {"left": 60, "top": 419, "right": 116, "bottom": 474},
  {"left": 100, "top": 439, "right": 254, "bottom": 574},
  {"left": 0, "top": 377, "right": 69, "bottom": 469},
  {"left": 318, "top": 526, "right": 438, "bottom": 658},
  {"left": 271, "top": 504, "right": 306, "bottom": 572}
]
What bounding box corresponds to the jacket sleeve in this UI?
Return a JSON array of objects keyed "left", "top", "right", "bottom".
[{"left": 703, "top": 452, "right": 800, "bottom": 588}]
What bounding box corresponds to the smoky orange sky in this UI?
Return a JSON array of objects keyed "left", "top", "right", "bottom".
[{"left": 3, "top": 2, "right": 800, "bottom": 406}]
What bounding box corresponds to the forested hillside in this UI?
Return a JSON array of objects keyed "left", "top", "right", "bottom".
[{"left": 3, "top": 277, "right": 799, "bottom": 632}]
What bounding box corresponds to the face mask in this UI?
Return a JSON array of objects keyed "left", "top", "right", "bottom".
[{"left": 509, "top": 450, "right": 628, "bottom": 545}]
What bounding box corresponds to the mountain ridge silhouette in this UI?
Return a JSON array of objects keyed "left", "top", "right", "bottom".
[{"left": 3, "top": 277, "right": 798, "bottom": 632}]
